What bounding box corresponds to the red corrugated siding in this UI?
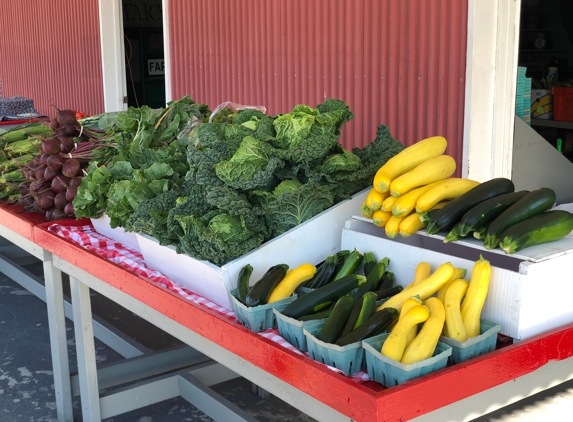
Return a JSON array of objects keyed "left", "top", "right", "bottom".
[
  {"left": 168, "top": 0, "right": 467, "bottom": 173},
  {"left": 0, "top": 0, "right": 104, "bottom": 118}
]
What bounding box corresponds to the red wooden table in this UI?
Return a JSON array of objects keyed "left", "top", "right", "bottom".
[{"left": 32, "top": 220, "right": 573, "bottom": 422}]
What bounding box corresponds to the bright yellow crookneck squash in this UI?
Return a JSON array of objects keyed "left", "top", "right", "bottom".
[
  {"left": 403, "top": 261, "right": 432, "bottom": 291},
  {"left": 373, "top": 136, "right": 448, "bottom": 193},
  {"left": 385, "top": 212, "right": 411, "bottom": 239},
  {"left": 443, "top": 278, "right": 469, "bottom": 342},
  {"left": 372, "top": 210, "right": 392, "bottom": 228},
  {"left": 267, "top": 263, "right": 316, "bottom": 303},
  {"left": 401, "top": 297, "right": 446, "bottom": 364},
  {"left": 392, "top": 180, "right": 447, "bottom": 217},
  {"left": 381, "top": 305, "right": 430, "bottom": 362},
  {"left": 381, "top": 195, "right": 398, "bottom": 213},
  {"left": 378, "top": 262, "right": 453, "bottom": 312},
  {"left": 415, "top": 178, "right": 480, "bottom": 213},
  {"left": 364, "top": 188, "right": 388, "bottom": 213},
  {"left": 436, "top": 267, "right": 468, "bottom": 304},
  {"left": 390, "top": 155, "right": 456, "bottom": 197},
  {"left": 461, "top": 255, "right": 492, "bottom": 338},
  {"left": 398, "top": 296, "right": 424, "bottom": 346},
  {"left": 399, "top": 212, "right": 425, "bottom": 238}
]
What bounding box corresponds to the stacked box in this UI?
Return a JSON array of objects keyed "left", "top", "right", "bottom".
[{"left": 516, "top": 67, "right": 532, "bottom": 125}]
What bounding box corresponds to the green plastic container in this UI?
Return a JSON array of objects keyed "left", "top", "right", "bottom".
[
  {"left": 230, "top": 289, "right": 297, "bottom": 333},
  {"left": 303, "top": 320, "right": 365, "bottom": 376},
  {"left": 362, "top": 333, "right": 452, "bottom": 387},
  {"left": 273, "top": 308, "right": 326, "bottom": 352},
  {"left": 439, "top": 319, "right": 501, "bottom": 365}
]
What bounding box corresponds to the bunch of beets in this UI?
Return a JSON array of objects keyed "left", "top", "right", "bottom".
[{"left": 18, "top": 108, "right": 101, "bottom": 221}]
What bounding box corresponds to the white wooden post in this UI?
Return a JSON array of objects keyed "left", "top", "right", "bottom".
[{"left": 463, "top": 0, "right": 522, "bottom": 181}]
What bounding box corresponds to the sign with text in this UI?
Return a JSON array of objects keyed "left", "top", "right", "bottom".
[
  {"left": 148, "top": 59, "right": 165, "bottom": 76},
  {"left": 123, "top": 0, "right": 162, "bottom": 28}
]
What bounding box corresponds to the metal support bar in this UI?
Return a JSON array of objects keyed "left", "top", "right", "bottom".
[
  {"left": 70, "top": 276, "right": 102, "bottom": 422},
  {"left": 0, "top": 251, "right": 47, "bottom": 300},
  {"left": 70, "top": 344, "right": 211, "bottom": 396},
  {"left": 179, "top": 371, "right": 259, "bottom": 422},
  {"left": 98, "top": 362, "right": 257, "bottom": 421}
]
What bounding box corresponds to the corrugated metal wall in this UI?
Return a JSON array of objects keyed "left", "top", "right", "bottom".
[
  {"left": 168, "top": 0, "right": 468, "bottom": 170},
  {"left": 0, "top": 0, "right": 104, "bottom": 117}
]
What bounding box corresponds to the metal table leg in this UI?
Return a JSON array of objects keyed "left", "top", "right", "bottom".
[
  {"left": 70, "top": 275, "right": 102, "bottom": 421},
  {"left": 44, "top": 257, "right": 73, "bottom": 422}
]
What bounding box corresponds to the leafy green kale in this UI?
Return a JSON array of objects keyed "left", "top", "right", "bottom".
[
  {"left": 273, "top": 106, "right": 317, "bottom": 149},
  {"left": 232, "top": 108, "right": 267, "bottom": 126},
  {"left": 250, "top": 180, "right": 335, "bottom": 238},
  {"left": 214, "top": 136, "right": 284, "bottom": 190},
  {"left": 123, "top": 188, "right": 181, "bottom": 237}
]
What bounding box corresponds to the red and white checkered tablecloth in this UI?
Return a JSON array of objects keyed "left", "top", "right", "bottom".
[{"left": 48, "top": 222, "right": 371, "bottom": 383}]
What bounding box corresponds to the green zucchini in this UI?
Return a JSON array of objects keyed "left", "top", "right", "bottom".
[
  {"left": 335, "top": 308, "right": 398, "bottom": 347},
  {"left": 297, "top": 306, "right": 334, "bottom": 322},
  {"left": 499, "top": 210, "right": 573, "bottom": 254},
  {"left": 316, "top": 295, "right": 355, "bottom": 343},
  {"left": 332, "top": 249, "right": 363, "bottom": 281},
  {"left": 420, "top": 208, "right": 440, "bottom": 228},
  {"left": 353, "top": 257, "right": 390, "bottom": 299},
  {"left": 353, "top": 291, "right": 377, "bottom": 330},
  {"left": 374, "top": 284, "right": 403, "bottom": 301},
  {"left": 484, "top": 187, "right": 556, "bottom": 250},
  {"left": 473, "top": 226, "right": 487, "bottom": 240},
  {"left": 334, "top": 250, "right": 351, "bottom": 273},
  {"left": 446, "top": 190, "right": 530, "bottom": 242},
  {"left": 245, "top": 264, "right": 289, "bottom": 307},
  {"left": 426, "top": 178, "right": 515, "bottom": 235},
  {"left": 236, "top": 264, "right": 253, "bottom": 304},
  {"left": 338, "top": 294, "right": 366, "bottom": 339},
  {"left": 377, "top": 270, "right": 395, "bottom": 291},
  {"left": 303, "top": 253, "right": 338, "bottom": 289},
  {"left": 282, "top": 274, "right": 366, "bottom": 319},
  {"left": 361, "top": 252, "right": 377, "bottom": 278}
]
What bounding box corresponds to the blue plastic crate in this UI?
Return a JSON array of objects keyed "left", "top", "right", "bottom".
[
  {"left": 362, "top": 333, "right": 452, "bottom": 387},
  {"left": 229, "top": 289, "right": 297, "bottom": 333},
  {"left": 439, "top": 319, "right": 501, "bottom": 365},
  {"left": 273, "top": 308, "right": 326, "bottom": 352},
  {"left": 303, "top": 320, "right": 365, "bottom": 376}
]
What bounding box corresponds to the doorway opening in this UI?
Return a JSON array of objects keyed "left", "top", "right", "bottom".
[{"left": 122, "top": 0, "right": 165, "bottom": 108}]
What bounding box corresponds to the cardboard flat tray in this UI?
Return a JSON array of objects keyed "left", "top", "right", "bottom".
[
  {"left": 32, "top": 220, "right": 573, "bottom": 422},
  {"left": 344, "top": 218, "right": 573, "bottom": 340},
  {"left": 137, "top": 189, "right": 369, "bottom": 310}
]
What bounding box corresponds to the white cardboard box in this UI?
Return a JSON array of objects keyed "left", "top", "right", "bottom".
[
  {"left": 90, "top": 214, "right": 141, "bottom": 253},
  {"left": 137, "top": 189, "right": 369, "bottom": 310},
  {"left": 343, "top": 217, "right": 573, "bottom": 341}
]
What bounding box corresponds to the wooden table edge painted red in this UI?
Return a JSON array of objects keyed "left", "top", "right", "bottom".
[
  {"left": 33, "top": 221, "right": 573, "bottom": 422},
  {"left": 0, "top": 202, "right": 49, "bottom": 241}
]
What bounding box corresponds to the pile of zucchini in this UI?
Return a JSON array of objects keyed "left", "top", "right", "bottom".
[
  {"left": 422, "top": 178, "right": 573, "bottom": 254},
  {"left": 282, "top": 250, "right": 402, "bottom": 347}
]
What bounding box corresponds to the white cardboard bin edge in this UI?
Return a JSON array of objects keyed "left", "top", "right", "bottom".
[
  {"left": 90, "top": 214, "right": 141, "bottom": 253},
  {"left": 136, "top": 189, "right": 369, "bottom": 310},
  {"left": 341, "top": 221, "right": 573, "bottom": 341}
]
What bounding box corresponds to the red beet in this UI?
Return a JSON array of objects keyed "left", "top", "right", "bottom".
[
  {"left": 44, "top": 166, "right": 57, "bottom": 181},
  {"left": 49, "top": 118, "right": 59, "bottom": 132},
  {"left": 62, "top": 158, "right": 80, "bottom": 178},
  {"left": 36, "top": 190, "right": 55, "bottom": 210},
  {"left": 68, "top": 177, "right": 83, "bottom": 188},
  {"left": 65, "top": 186, "right": 77, "bottom": 202},
  {"left": 42, "top": 139, "right": 61, "bottom": 155},
  {"left": 40, "top": 154, "right": 49, "bottom": 165},
  {"left": 64, "top": 202, "right": 75, "bottom": 217},
  {"left": 55, "top": 108, "right": 77, "bottom": 127},
  {"left": 35, "top": 164, "right": 47, "bottom": 180},
  {"left": 46, "top": 154, "right": 63, "bottom": 173},
  {"left": 51, "top": 175, "right": 69, "bottom": 194},
  {"left": 54, "top": 191, "right": 68, "bottom": 210}
]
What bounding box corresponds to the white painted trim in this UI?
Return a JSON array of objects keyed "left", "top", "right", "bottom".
[
  {"left": 162, "top": 0, "right": 172, "bottom": 103},
  {"left": 98, "top": 0, "right": 127, "bottom": 112},
  {"left": 463, "top": 0, "right": 522, "bottom": 181}
]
